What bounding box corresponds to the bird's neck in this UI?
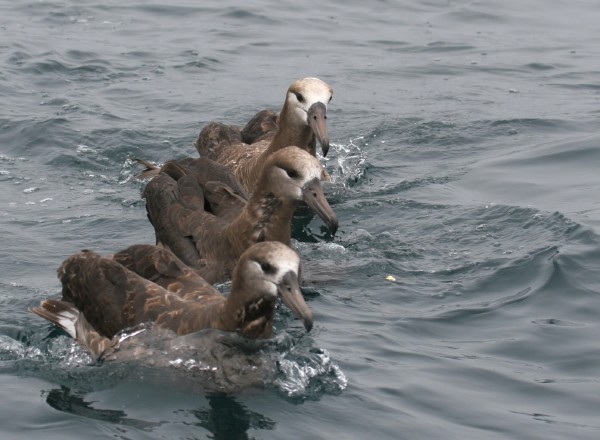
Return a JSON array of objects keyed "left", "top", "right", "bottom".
[
  {"left": 226, "top": 189, "right": 295, "bottom": 248},
  {"left": 266, "top": 104, "right": 312, "bottom": 153},
  {"left": 222, "top": 281, "right": 275, "bottom": 338}
]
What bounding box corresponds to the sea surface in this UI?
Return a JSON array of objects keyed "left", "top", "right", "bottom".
[{"left": 1, "top": 0, "right": 600, "bottom": 438}]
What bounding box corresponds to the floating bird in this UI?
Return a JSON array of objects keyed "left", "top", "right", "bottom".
[
  {"left": 141, "top": 146, "right": 338, "bottom": 283},
  {"left": 195, "top": 77, "right": 333, "bottom": 192},
  {"left": 31, "top": 242, "right": 313, "bottom": 358}
]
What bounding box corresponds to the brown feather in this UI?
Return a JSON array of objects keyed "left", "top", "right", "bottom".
[{"left": 240, "top": 109, "right": 278, "bottom": 144}]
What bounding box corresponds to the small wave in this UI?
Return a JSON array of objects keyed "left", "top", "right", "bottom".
[
  {"left": 18, "top": 58, "right": 110, "bottom": 78},
  {"left": 173, "top": 57, "right": 222, "bottom": 72}
]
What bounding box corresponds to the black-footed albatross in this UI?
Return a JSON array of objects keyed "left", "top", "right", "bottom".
[
  {"left": 142, "top": 146, "right": 338, "bottom": 284},
  {"left": 31, "top": 242, "right": 313, "bottom": 357},
  {"left": 195, "top": 77, "right": 333, "bottom": 192}
]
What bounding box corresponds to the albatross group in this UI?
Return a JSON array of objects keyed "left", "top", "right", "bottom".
[{"left": 32, "top": 78, "right": 338, "bottom": 368}]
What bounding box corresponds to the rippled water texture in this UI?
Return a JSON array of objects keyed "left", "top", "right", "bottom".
[{"left": 2, "top": 0, "right": 600, "bottom": 439}]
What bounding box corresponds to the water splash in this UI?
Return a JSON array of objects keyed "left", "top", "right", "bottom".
[
  {"left": 46, "top": 336, "right": 94, "bottom": 366},
  {"left": 324, "top": 136, "right": 368, "bottom": 187},
  {"left": 0, "top": 335, "right": 44, "bottom": 362},
  {"left": 76, "top": 144, "right": 98, "bottom": 154},
  {"left": 118, "top": 157, "right": 141, "bottom": 185},
  {"left": 9, "top": 323, "right": 347, "bottom": 400},
  {"left": 275, "top": 347, "right": 348, "bottom": 399}
]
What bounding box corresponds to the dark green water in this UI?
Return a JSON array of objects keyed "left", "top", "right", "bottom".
[{"left": 2, "top": 0, "right": 600, "bottom": 438}]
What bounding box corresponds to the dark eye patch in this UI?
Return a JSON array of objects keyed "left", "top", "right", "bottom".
[
  {"left": 260, "top": 261, "right": 275, "bottom": 274},
  {"left": 294, "top": 92, "right": 305, "bottom": 103},
  {"left": 285, "top": 168, "right": 299, "bottom": 178}
]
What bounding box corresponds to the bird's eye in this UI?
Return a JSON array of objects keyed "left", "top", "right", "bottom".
[
  {"left": 328, "top": 95, "right": 333, "bottom": 103},
  {"left": 260, "top": 262, "right": 274, "bottom": 273},
  {"left": 284, "top": 168, "right": 299, "bottom": 179},
  {"left": 294, "top": 92, "right": 305, "bottom": 103}
]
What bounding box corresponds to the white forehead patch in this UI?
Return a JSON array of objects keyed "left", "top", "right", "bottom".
[
  {"left": 299, "top": 160, "right": 323, "bottom": 184},
  {"left": 272, "top": 150, "right": 322, "bottom": 190},
  {"left": 304, "top": 89, "right": 330, "bottom": 108},
  {"left": 274, "top": 249, "right": 300, "bottom": 282},
  {"left": 290, "top": 78, "right": 332, "bottom": 109},
  {"left": 247, "top": 248, "right": 299, "bottom": 294},
  {"left": 289, "top": 150, "right": 323, "bottom": 185}
]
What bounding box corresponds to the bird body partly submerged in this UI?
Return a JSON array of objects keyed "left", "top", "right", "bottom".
[{"left": 32, "top": 242, "right": 313, "bottom": 358}]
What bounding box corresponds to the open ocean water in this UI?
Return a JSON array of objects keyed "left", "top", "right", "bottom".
[{"left": 1, "top": 0, "right": 600, "bottom": 438}]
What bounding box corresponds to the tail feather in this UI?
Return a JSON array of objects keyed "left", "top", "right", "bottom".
[
  {"left": 133, "top": 158, "right": 161, "bottom": 180},
  {"left": 32, "top": 299, "right": 113, "bottom": 357},
  {"left": 32, "top": 299, "right": 79, "bottom": 338}
]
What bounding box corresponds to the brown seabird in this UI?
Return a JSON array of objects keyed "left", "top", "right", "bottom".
[
  {"left": 31, "top": 242, "right": 313, "bottom": 358},
  {"left": 195, "top": 77, "right": 333, "bottom": 192},
  {"left": 141, "top": 146, "right": 338, "bottom": 283}
]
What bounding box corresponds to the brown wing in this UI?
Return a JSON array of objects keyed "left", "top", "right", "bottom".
[
  {"left": 196, "top": 110, "right": 278, "bottom": 157},
  {"left": 240, "top": 109, "right": 278, "bottom": 144},
  {"left": 113, "top": 244, "right": 213, "bottom": 300},
  {"left": 143, "top": 173, "right": 206, "bottom": 269},
  {"left": 57, "top": 250, "right": 171, "bottom": 338},
  {"left": 57, "top": 249, "right": 227, "bottom": 337},
  {"left": 153, "top": 158, "right": 247, "bottom": 218},
  {"left": 193, "top": 118, "right": 268, "bottom": 191},
  {"left": 202, "top": 181, "right": 247, "bottom": 220},
  {"left": 177, "top": 157, "right": 248, "bottom": 200},
  {"left": 194, "top": 121, "right": 242, "bottom": 160},
  {"left": 142, "top": 166, "right": 245, "bottom": 283}
]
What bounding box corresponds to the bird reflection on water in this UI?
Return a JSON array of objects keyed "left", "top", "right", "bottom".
[
  {"left": 192, "top": 394, "right": 276, "bottom": 440},
  {"left": 45, "top": 386, "right": 276, "bottom": 439},
  {"left": 45, "top": 386, "right": 162, "bottom": 431}
]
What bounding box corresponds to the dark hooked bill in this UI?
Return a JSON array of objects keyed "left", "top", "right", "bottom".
[
  {"left": 278, "top": 270, "right": 313, "bottom": 332},
  {"left": 307, "top": 102, "right": 329, "bottom": 157},
  {"left": 301, "top": 178, "right": 338, "bottom": 235}
]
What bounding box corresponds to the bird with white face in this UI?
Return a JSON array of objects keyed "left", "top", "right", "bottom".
[
  {"left": 195, "top": 77, "right": 334, "bottom": 193},
  {"left": 286, "top": 77, "right": 333, "bottom": 157}
]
